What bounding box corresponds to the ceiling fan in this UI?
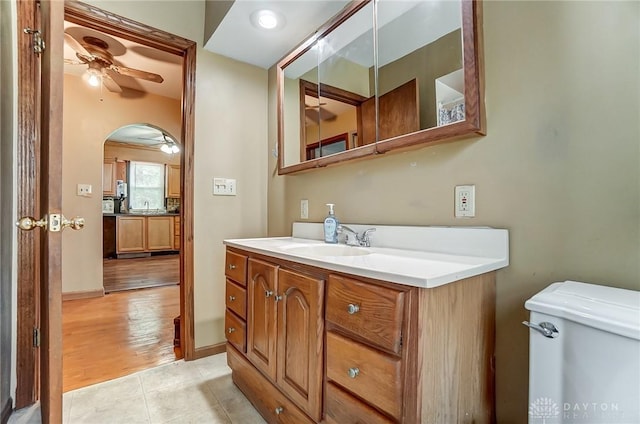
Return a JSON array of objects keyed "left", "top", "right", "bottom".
[
  {"left": 305, "top": 99, "right": 337, "bottom": 123},
  {"left": 64, "top": 33, "right": 164, "bottom": 93}
]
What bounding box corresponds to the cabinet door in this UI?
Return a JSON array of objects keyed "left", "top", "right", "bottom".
[
  {"left": 166, "top": 164, "right": 180, "bottom": 198},
  {"left": 102, "top": 161, "right": 115, "bottom": 196},
  {"left": 146, "top": 216, "right": 174, "bottom": 251},
  {"left": 276, "top": 269, "right": 324, "bottom": 422},
  {"left": 116, "top": 216, "right": 146, "bottom": 253},
  {"left": 247, "top": 258, "right": 279, "bottom": 381}
]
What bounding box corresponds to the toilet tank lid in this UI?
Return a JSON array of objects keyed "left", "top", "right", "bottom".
[{"left": 525, "top": 281, "right": 640, "bottom": 340}]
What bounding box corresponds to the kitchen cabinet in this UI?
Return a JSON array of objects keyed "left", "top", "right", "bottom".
[
  {"left": 116, "top": 215, "right": 176, "bottom": 255},
  {"left": 103, "top": 160, "right": 116, "bottom": 196},
  {"left": 116, "top": 216, "right": 145, "bottom": 253},
  {"left": 166, "top": 164, "right": 180, "bottom": 198},
  {"left": 173, "top": 216, "right": 180, "bottom": 250},
  {"left": 224, "top": 246, "right": 496, "bottom": 423}
]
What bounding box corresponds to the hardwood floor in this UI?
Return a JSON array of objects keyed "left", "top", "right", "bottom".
[
  {"left": 103, "top": 254, "right": 179, "bottom": 293},
  {"left": 62, "top": 285, "right": 180, "bottom": 392}
]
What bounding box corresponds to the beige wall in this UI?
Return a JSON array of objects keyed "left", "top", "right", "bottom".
[
  {"left": 268, "top": 1, "right": 640, "bottom": 422},
  {"left": 84, "top": 0, "right": 268, "bottom": 349},
  {"left": 62, "top": 74, "right": 181, "bottom": 294}
]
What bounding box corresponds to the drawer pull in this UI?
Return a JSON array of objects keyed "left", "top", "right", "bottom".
[
  {"left": 227, "top": 327, "right": 236, "bottom": 334},
  {"left": 347, "top": 303, "right": 360, "bottom": 315},
  {"left": 228, "top": 295, "right": 236, "bottom": 302},
  {"left": 347, "top": 367, "right": 360, "bottom": 379},
  {"left": 228, "top": 264, "right": 236, "bottom": 270},
  {"left": 274, "top": 406, "right": 284, "bottom": 415},
  {"left": 265, "top": 290, "right": 274, "bottom": 298}
]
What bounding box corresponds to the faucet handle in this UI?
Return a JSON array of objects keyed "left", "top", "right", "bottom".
[{"left": 360, "top": 228, "right": 376, "bottom": 247}]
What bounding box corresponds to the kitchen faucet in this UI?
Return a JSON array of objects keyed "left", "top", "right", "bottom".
[
  {"left": 144, "top": 201, "right": 149, "bottom": 212},
  {"left": 337, "top": 224, "right": 376, "bottom": 247}
]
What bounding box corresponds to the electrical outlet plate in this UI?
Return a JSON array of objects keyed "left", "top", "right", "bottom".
[
  {"left": 455, "top": 185, "right": 475, "bottom": 217},
  {"left": 300, "top": 199, "right": 309, "bottom": 219},
  {"left": 77, "top": 184, "right": 92, "bottom": 197},
  {"left": 212, "top": 178, "right": 237, "bottom": 196}
]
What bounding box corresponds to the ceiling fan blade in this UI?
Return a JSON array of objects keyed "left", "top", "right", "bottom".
[
  {"left": 110, "top": 65, "right": 164, "bottom": 83},
  {"left": 319, "top": 107, "right": 336, "bottom": 121},
  {"left": 102, "top": 73, "right": 123, "bottom": 93},
  {"left": 64, "top": 32, "right": 91, "bottom": 57},
  {"left": 64, "top": 58, "right": 84, "bottom": 65}
]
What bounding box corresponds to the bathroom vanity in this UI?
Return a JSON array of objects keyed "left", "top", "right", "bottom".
[{"left": 223, "top": 224, "right": 508, "bottom": 423}]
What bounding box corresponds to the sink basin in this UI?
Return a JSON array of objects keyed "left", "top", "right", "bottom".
[{"left": 283, "top": 244, "right": 371, "bottom": 257}]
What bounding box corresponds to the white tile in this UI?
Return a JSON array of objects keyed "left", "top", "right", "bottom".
[
  {"left": 160, "top": 403, "right": 232, "bottom": 424},
  {"left": 139, "top": 360, "right": 206, "bottom": 393},
  {"left": 144, "top": 381, "right": 221, "bottom": 423},
  {"left": 69, "top": 374, "right": 143, "bottom": 406},
  {"left": 207, "top": 374, "right": 266, "bottom": 424},
  {"left": 63, "top": 392, "right": 73, "bottom": 423},
  {"left": 67, "top": 393, "right": 149, "bottom": 424},
  {"left": 192, "top": 352, "right": 232, "bottom": 379},
  {"left": 7, "top": 404, "right": 41, "bottom": 424}
]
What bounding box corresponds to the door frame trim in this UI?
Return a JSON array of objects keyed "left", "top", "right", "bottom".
[{"left": 15, "top": 0, "right": 197, "bottom": 408}]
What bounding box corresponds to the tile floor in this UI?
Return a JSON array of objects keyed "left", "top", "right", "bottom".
[{"left": 9, "top": 353, "right": 266, "bottom": 424}]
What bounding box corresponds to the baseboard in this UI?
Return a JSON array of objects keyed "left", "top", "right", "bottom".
[
  {"left": 62, "top": 288, "right": 105, "bottom": 301},
  {"left": 1, "top": 397, "right": 12, "bottom": 424},
  {"left": 190, "top": 342, "right": 226, "bottom": 360}
]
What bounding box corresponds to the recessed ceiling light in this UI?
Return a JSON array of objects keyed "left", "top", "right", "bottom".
[{"left": 251, "top": 9, "right": 285, "bottom": 30}]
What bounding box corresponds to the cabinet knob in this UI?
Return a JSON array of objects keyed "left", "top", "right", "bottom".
[
  {"left": 274, "top": 406, "right": 284, "bottom": 415},
  {"left": 265, "top": 290, "right": 274, "bottom": 298},
  {"left": 227, "top": 327, "right": 235, "bottom": 334},
  {"left": 347, "top": 303, "right": 360, "bottom": 315},
  {"left": 274, "top": 294, "right": 283, "bottom": 302},
  {"left": 228, "top": 264, "right": 236, "bottom": 270},
  {"left": 228, "top": 295, "right": 236, "bottom": 302},
  {"left": 347, "top": 367, "right": 360, "bottom": 379}
]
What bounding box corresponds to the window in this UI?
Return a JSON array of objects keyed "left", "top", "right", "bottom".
[{"left": 128, "top": 161, "right": 165, "bottom": 210}]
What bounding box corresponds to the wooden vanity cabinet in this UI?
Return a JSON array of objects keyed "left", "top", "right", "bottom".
[
  {"left": 225, "top": 251, "right": 248, "bottom": 353},
  {"left": 224, "top": 247, "right": 496, "bottom": 424}
]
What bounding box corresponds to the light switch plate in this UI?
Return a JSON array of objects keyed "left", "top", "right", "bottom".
[
  {"left": 300, "top": 199, "right": 309, "bottom": 219},
  {"left": 212, "top": 177, "right": 237, "bottom": 196},
  {"left": 77, "top": 184, "right": 92, "bottom": 197},
  {"left": 455, "top": 185, "right": 475, "bottom": 217}
]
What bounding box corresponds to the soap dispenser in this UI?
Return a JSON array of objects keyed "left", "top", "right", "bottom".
[{"left": 324, "top": 203, "right": 339, "bottom": 244}]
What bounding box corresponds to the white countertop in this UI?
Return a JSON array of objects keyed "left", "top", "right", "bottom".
[{"left": 224, "top": 223, "right": 509, "bottom": 288}]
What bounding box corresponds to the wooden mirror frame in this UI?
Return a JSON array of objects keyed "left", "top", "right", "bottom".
[{"left": 277, "top": 0, "right": 484, "bottom": 175}]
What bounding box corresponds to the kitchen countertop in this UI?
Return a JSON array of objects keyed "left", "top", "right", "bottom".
[
  {"left": 225, "top": 223, "right": 509, "bottom": 289},
  {"left": 103, "top": 212, "right": 180, "bottom": 217}
]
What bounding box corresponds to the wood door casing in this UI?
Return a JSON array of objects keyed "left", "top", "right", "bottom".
[
  {"left": 276, "top": 269, "right": 324, "bottom": 422},
  {"left": 247, "top": 258, "right": 279, "bottom": 381}
]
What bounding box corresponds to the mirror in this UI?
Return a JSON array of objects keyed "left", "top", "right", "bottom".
[{"left": 277, "top": 0, "right": 484, "bottom": 174}]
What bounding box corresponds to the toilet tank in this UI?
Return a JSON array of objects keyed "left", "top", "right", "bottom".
[{"left": 525, "top": 281, "right": 640, "bottom": 424}]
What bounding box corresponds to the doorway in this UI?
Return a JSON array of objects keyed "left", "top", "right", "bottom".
[{"left": 15, "top": 1, "right": 196, "bottom": 419}]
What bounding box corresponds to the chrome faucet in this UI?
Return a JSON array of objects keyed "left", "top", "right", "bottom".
[
  {"left": 144, "top": 201, "right": 149, "bottom": 212},
  {"left": 337, "top": 224, "right": 376, "bottom": 247}
]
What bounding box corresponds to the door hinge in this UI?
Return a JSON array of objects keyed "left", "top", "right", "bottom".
[
  {"left": 23, "top": 28, "right": 45, "bottom": 55},
  {"left": 33, "top": 327, "right": 40, "bottom": 348}
]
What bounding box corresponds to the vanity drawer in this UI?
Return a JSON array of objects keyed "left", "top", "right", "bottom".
[
  {"left": 225, "top": 250, "right": 247, "bottom": 285},
  {"left": 225, "top": 279, "right": 247, "bottom": 319},
  {"left": 325, "top": 382, "right": 394, "bottom": 424},
  {"left": 326, "top": 331, "right": 402, "bottom": 420},
  {"left": 225, "top": 310, "right": 246, "bottom": 353},
  {"left": 326, "top": 274, "right": 405, "bottom": 353}
]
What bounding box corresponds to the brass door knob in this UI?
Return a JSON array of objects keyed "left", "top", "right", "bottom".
[
  {"left": 62, "top": 215, "right": 85, "bottom": 230},
  {"left": 16, "top": 216, "right": 47, "bottom": 231}
]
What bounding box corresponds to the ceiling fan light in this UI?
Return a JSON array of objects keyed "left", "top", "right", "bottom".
[
  {"left": 171, "top": 145, "right": 180, "bottom": 153},
  {"left": 160, "top": 144, "right": 172, "bottom": 154},
  {"left": 86, "top": 69, "right": 101, "bottom": 87}
]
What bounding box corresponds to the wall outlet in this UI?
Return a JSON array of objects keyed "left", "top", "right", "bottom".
[
  {"left": 77, "top": 184, "right": 92, "bottom": 197},
  {"left": 300, "top": 199, "right": 309, "bottom": 219},
  {"left": 455, "top": 185, "right": 475, "bottom": 217}
]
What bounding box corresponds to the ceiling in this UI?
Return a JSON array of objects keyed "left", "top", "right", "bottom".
[
  {"left": 204, "top": 1, "right": 350, "bottom": 69},
  {"left": 106, "top": 124, "right": 179, "bottom": 148}
]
